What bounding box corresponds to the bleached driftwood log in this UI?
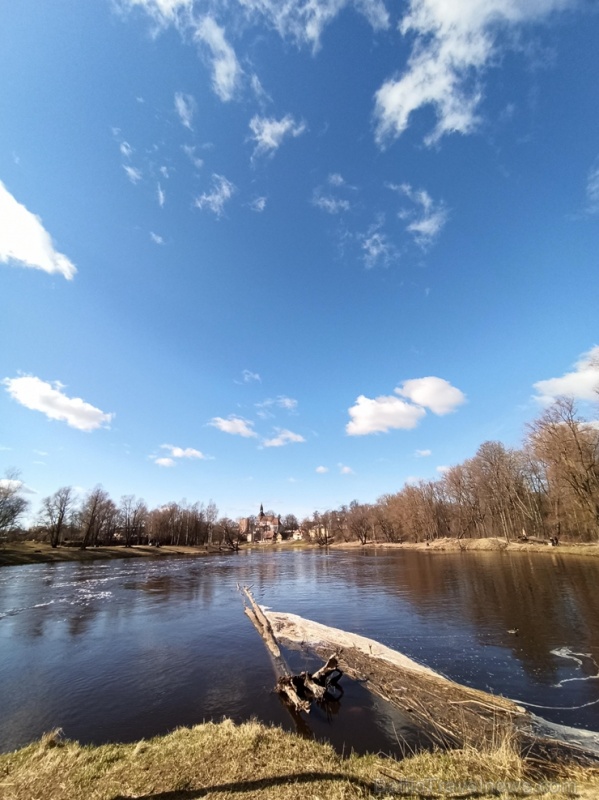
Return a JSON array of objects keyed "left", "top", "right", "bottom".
[
  {"left": 265, "top": 610, "right": 599, "bottom": 763},
  {"left": 240, "top": 587, "right": 343, "bottom": 715}
]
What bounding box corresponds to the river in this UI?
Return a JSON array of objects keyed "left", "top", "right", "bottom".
[{"left": 1, "top": 548, "right": 598, "bottom": 755}]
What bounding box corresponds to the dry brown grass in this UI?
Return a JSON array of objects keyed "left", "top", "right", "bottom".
[
  {"left": 0, "top": 541, "right": 215, "bottom": 568},
  {"left": 1, "top": 719, "right": 597, "bottom": 800}
]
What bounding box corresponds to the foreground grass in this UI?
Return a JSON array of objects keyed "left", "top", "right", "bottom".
[{"left": 1, "top": 720, "right": 597, "bottom": 800}]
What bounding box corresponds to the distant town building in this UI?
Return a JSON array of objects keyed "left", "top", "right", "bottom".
[{"left": 239, "top": 504, "right": 282, "bottom": 543}]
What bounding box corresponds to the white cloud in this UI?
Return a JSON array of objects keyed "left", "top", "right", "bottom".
[
  {"left": 242, "top": 369, "right": 261, "bottom": 383},
  {"left": 347, "top": 376, "right": 465, "bottom": 435},
  {"left": 209, "top": 415, "right": 257, "bottom": 437},
  {"left": 120, "top": 141, "right": 133, "bottom": 158},
  {"left": 374, "top": 0, "right": 575, "bottom": 146},
  {"left": 415, "top": 448, "right": 431, "bottom": 457},
  {"left": 182, "top": 144, "right": 204, "bottom": 169},
  {"left": 155, "top": 457, "right": 176, "bottom": 467},
  {"left": 174, "top": 91, "right": 196, "bottom": 129},
  {"left": 262, "top": 428, "right": 305, "bottom": 447},
  {"left": 238, "top": 0, "right": 389, "bottom": 50},
  {"left": 194, "top": 16, "right": 242, "bottom": 102},
  {"left": 0, "top": 478, "right": 37, "bottom": 495},
  {"left": 392, "top": 182, "right": 448, "bottom": 248},
  {"left": 256, "top": 396, "right": 298, "bottom": 415},
  {"left": 347, "top": 394, "right": 426, "bottom": 435},
  {"left": 436, "top": 464, "right": 450, "bottom": 473},
  {"left": 159, "top": 165, "right": 169, "bottom": 178},
  {"left": 276, "top": 396, "right": 298, "bottom": 411},
  {"left": 360, "top": 223, "right": 396, "bottom": 269},
  {"left": 585, "top": 161, "right": 599, "bottom": 214},
  {"left": 3, "top": 376, "right": 113, "bottom": 431},
  {"left": 150, "top": 232, "right": 164, "bottom": 244},
  {"left": 315, "top": 465, "right": 329, "bottom": 473},
  {"left": 157, "top": 183, "right": 165, "bottom": 207},
  {"left": 339, "top": 463, "right": 354, "bottom": 474},
  {"left": 328, "top": 173, "right": 346, "bottom": 187},
  {"left": 249, "top": 114, "right": 306, "bottom": 160},
  {"left": 533, "top": 346, "right": 599, "bottom": 404},
  {"left": 397, "top": 377, "right": 466, "bottom": 415},
  {"left": 195, "top": 174, "right": 236, "bottom": 217},
  {"left": 123, "top": 165, "right": 143, "bottom": 184},
  {"left": 120, "top": 0, "right": 192, "bottom": 25},
  {"left": 160, "top": 444, "right": 208, "bottom": 459},
  {"left": 0, "top": 181, "right": 77, "bottom": 280},
  {"left": 249, "top": 196, "right": 267, "bottom": 212},
  {"left": 312, "top": 193, "right": 351, "bottom": 214}
]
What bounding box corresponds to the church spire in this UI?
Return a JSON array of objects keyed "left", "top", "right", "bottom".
[{"left": 259, "top": 503, "right": 264, "bottom": 517}]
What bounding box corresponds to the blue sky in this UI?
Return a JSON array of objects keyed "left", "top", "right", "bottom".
[{"left": 1, "top": 0, "right": 598, "bottom": 522}]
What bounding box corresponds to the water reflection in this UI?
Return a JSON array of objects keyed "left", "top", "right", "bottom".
[{"left": 0, "top": 549, "right": 598, "bottom": 755}]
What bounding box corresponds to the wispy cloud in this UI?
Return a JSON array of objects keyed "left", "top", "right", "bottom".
[
  {"left": 374, "top": 0, "right": 575, "bottom": 147},
  {"left": 390, "top": 182, "right": 448, "bottom": 248},
  {"left": 249, "top": 196, "right": 267, "bottom": 212},
  {"left": 157, "top": 183, "right": 165, "bottom": 207},
  {"left": 347, "top": 376, "right": 465, "bottom": 435},
  {"left": 315, "top": 465, "right": 329, "bottom": 474},
  {"left": 533, "top": 345, "right": 599, "bottom": 404},
  {"left": 209, "top": 415, "right": 257, "bottom": 437},
  {"left": 150, "top": 232, "right": 164, "bottom": 245},
  {"left": 312, "top": 192, "right": 350, "bottom": 215},
  {"left": 262, "top": 428, "right": 305, "bottom": 447},
  {"left": 339, "top": 463, "right": 354, "bottom": 475},
  {"left": 195, "top": 174, "right": 236, "bottom": 217},
  {"left": 415, "top": 449, "right": 431, "bottom": 457},
  {"left": 194, "top": 16, "right": 242, "bottom": 102},
  {"left": 585, "top": 160, "right": 599, "bottom": 214},
  {"left": 249, "top": 114, "right": 306, "bottom": 160},
  {"left": 182, "top": 144, "right": 204, "bottom": 169},
  {"left": 241, "top": 369, "right": 261, "bottom": 383},
  {"left": 174, "top": 91, "right": 196, "bottom": 130},
  {"left": 0, "top": 181, "right": 77, "bottom": 280},
  {"left": 3, "top": 375, "right": 113, "bottom": 431},
  {"left": 256, "top": 396, "right": 298, "bottom": 418},
  {"left": 120, "top": 141, "right": 133, "bottom": 158},
  {"left": 123, "top": 165, "right": 143, "bottom": 184},
  {"left": 359, "top": 221, "right": 396, "bottom": 269},
  {"left": 238, "top": 0, "right": 389, "bottom": 50}
]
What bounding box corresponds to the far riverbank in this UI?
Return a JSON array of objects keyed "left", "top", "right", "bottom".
[
  {"left": 2, "top": 536, "right": 599, "bottom": 567},
  {"left": 328, "top": 536, "right": 599, "bottom": 558}
]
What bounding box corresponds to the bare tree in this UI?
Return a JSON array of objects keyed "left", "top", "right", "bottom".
[
  {"left": 0, "top": 469, "right": 29, "bottom": 534},
  {"left": 79, "top": 486, "right": 111, "bottom": 549},
  {"left": 39, "top": 486, "right": 74, "bottom": 548},
  {"left": 119, "top": 495, "right": 147, "bottom": 547}
]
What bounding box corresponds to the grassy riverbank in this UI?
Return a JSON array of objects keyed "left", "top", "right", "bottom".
[
  {"left": 1, "top": 719, "right": 597, "bottom": 800},
  {"left": 0, "top": 541, "right": 217, "bottom": 568}
]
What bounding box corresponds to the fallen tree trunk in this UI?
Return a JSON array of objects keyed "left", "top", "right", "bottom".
[
  {"left": 240, "top": 587, "right": 343, "bottom": 715},
  {"left": 265, "top": 610, "right": 599, "bottom": 764}
]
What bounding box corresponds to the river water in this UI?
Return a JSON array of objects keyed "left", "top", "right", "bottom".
[{"left": 1, "top": 548, "right": 598, "bottom": 755}]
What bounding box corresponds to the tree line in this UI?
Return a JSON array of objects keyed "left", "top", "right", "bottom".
[
  {"left": 1, "top": 395, "right": 598, "bottom": 546},
  {"left": 302, "top": 397, "right": 599, "bottom": 544}
]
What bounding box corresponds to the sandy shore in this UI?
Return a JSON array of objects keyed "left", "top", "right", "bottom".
[{"left": 328, "top": 537, "right": 599, "bottom": 557}]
